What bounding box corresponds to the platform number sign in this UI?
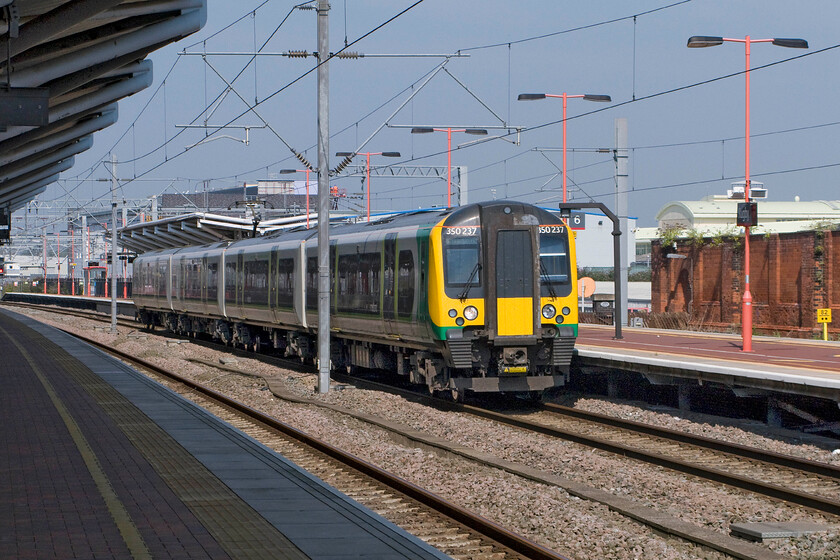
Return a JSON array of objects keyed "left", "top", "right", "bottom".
[
  {"left": 558, "top": 209, "right": 586, "bottom": 230},
  {"left": 817, "top": 308, "right": 832, "bottom": 341},
  {"left": 816, "top": 308, "right": 832, "bottom": 323}
]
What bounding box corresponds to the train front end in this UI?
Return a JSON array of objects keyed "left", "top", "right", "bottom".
[{"left": 428, "top": 201, "right": 578, "bottom": 394}]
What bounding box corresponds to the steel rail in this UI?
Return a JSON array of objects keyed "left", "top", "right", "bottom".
[{"left": 541, "top": 402, "right": 840, "bottom": 479}]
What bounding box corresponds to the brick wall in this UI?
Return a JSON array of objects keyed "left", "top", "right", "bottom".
[{"left": 651, "top": 230, "right": 838, "bottom": 335}]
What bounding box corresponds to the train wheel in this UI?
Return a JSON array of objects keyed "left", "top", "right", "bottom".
[{"left": 522, "top": 390, "right": 544, "bottom": 403}]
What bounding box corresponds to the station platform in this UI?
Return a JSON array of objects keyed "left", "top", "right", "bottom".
[
  {"left": 0, "top": 308, "right": 448, "bottom": 560},
  {"left": 1, "top": 291, "right": 136, "bottom": 317},
  {"left": 576, "top": 324, "right": 840, "bottom": 401}
]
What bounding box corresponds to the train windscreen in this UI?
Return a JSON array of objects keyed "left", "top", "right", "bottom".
[
  {"left": 442, "top": 231, "right": 483, "bottom": 299},
  {"left": 539, "top": 230, "right": 572, "bottom": 297}
]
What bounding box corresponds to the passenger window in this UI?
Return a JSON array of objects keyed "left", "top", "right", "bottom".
[
  {"left": 243, "top": 256, "right": 269, "bottom": 306},
  {"left": 276, "top": 258, "right": 294, "bottom": 309},
  {"left": 398, "top": 250, "right": 414, "bottom": 318}
]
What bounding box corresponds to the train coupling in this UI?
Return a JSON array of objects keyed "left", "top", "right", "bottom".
[{"left": 499, "top": 346, "right": 529, "bottom": 374}]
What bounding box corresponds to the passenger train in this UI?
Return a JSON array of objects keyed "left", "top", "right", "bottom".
[{"left": 132, "top": 201, "right": 579, "bottom": 397}]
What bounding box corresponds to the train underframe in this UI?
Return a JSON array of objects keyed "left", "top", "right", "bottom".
[{"left": 138, "top": 310, "right": 573, "bottom": 399}]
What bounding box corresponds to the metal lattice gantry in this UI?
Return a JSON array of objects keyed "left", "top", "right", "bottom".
[{"left": 336, "top": 164, "right": 471, "bottom": 206}]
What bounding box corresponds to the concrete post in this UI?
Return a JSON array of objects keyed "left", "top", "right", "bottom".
[
  {"left": 457, "top": 166, "right": 467, "bottom": 206},
  {"left": 614, "top": 118, "right": 629, "bottom": 327},
  {"left": 677, "top": 385, "right": 692, "bottom": 411},
  {"left": 767, "top": 398, "right": 783, "bottom": 428},
  {"left": 110, "top": 154, "right": 118, "bottom": 333}
]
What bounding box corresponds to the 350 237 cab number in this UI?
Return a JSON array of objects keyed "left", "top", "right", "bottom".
[
  {"left": 538, "top": 225, "right": 565, "bottom": 234},
  {"left": 445, "top": 226, "right": 479, "bottom": 236}
]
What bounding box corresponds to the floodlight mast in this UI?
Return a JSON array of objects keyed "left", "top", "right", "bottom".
[
  {"left": 686, "top": 33, "right": 807, "bottom": 352},
  {"left": 410, "top": 127, "right": 487, "bottom": 207},
  {"left": 335, "top": 151, "right": 401, "bottom": 220},
  {"left": 517, "top": 92, "right": 611, "bottom": 203}
]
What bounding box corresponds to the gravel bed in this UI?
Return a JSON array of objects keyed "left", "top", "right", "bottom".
[{"left": 14, "top": 308, "right": 840, "bottom": 560}]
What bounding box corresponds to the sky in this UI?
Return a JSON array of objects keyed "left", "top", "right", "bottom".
[{"left": 36, "top": 0, "right": 840, "bottom": 227}]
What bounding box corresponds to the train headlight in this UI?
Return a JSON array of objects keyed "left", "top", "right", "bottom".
[
  {"left": 556, "top": 315, "right": 565, "bottom": 324},
  {"left": 448, "top": 308, "right": 458, "bottom": 318},
  {"left": 464, "top": 306, "right": 479, "bottom": 321},
  {"left": 562, "top": 306, "right": 571, "bottom": 316},
  {"left": 541, "top": 304, "right": 556, "bottom": 319},
  {"left": 456, "top": 317, "right": 465, "bottom": 326}
]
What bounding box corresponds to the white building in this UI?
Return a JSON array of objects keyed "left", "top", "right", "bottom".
[
  {"left": 634, "top": 188, "right": 840, "bottom": 259},
  {"left": 565, "top": 210, "right": 638, "bottom": 269}
]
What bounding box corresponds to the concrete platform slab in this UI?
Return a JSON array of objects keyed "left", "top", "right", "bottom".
[{"left": 730, "top": 522, "right": 836, "bottom": 542}]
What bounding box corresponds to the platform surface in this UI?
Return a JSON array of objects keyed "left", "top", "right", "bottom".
[
  {"left": 0, "top": 308, "right": 448, "bottom": 560},
  {"left": 576, "top": 324, "right": 840, "bottom": 397}
]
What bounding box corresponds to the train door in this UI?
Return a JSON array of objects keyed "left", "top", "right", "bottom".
[
  {"left": 383, "top": 233, "right": 397, "bottom": 332},
  {"left": 236, "top": 251, "right": 245, "bottom": 317},
  {"left": 480, "top": 203, "right": 540, "bottom": 341},
  {"left": 269, "top": 246, "right": 279, "bottom": 317},
  {"left": 201, "top": 255, "right": 208, "bottom": 307},
  {"left": 495, "top": 230, "right": 535, "bottom": 336}
]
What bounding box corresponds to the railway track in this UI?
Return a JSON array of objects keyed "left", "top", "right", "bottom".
[
  {"left": 3, "top": 302, "right": 568, "bottom": 560},
  {"left": 468, "top": 401, "right": 840, "bottom": 517},
  {"left": 8, "top": 301, "right": 840, "bottom": 558}
]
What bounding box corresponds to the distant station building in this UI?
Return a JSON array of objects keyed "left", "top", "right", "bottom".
[
  {"left": 646, "top": 185, "right": 840, "bottom": 336},
  {"left": 159, "top": 179, "right": 325, "bottom": 217}
]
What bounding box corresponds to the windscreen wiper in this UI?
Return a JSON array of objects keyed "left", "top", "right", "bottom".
[
  {"left": 458, "top": 262, "right": 482, "bottom": 302},
  {"left": 539, "top": 259, "right": 558, "bottom": 298}
]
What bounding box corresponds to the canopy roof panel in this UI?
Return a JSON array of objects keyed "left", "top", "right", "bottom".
[{"left": 0, "top": 0, "right": 207, "bottom": 213}]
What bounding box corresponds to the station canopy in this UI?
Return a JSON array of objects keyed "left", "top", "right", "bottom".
[
  {"left": 117, "top": 211, "right": 359, "bottom": 254},
  {"left": 0, "top": 0, "right": 207, "bottom": 213}
]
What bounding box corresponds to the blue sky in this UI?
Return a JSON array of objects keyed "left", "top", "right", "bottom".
[{"left": 46, "top": 0, "right": 840, "bottom": 226}]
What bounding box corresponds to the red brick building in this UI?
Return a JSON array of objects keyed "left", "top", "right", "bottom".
[{"left": 651, "top": 229, "right": 838, "bottom": 336}]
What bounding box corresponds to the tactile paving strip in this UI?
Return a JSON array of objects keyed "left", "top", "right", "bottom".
[{"left": 6, "top": 312, "right": 308, "bottom": 559}]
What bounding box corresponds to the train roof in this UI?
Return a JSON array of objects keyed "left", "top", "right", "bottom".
[{"left": 135, "top": 201, "right": 556, "bottom": 257}]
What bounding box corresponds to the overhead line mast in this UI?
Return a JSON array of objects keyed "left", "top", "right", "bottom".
[{"left": 316, "top": 0, "right": 331, "bottom": 393}]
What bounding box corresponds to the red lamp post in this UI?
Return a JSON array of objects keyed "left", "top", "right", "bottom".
[
  {"left": 410, "top": 128, "right": 487, "bottom": 207},
  {"left": 42, "top": 233, "right": 46, "bottom": 294},
  {"left": 687, "top": 35, "right": 807, "bottom": 352},
  {"left": 278, "top": 168, "right": 314, "bottom": 228},
  {"left": 56, "top": 231, "right": 60, "bottom": 295},
  {"left": 517, "top": 93, "right": 611, "bottom": 203},
  {"left": 334, "top": 151, "right": 401, "bottom": 221}
]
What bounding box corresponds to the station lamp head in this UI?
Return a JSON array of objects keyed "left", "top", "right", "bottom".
[
  {"left": 335, "top": 152, "right": 355, "bottom": 157},
  {"left": 411, "top": 127, "right": 434, "bottom": 134},
  {"left": 687, "top": 36, "right": 724, "bottom": 48},
  {"left": 772, "top": 38, "right": 808, "bottom": 48},
  {"left": 381, "top": 152, "right": 401, "bottom": 157},
  {"left": 464, "top": 129, "right": 488, "bottom": 135},
  {"left": 517, "top": 93, "right": 547, "bottom": 101},
  {"left": 583, "top": 94, "right": 611, "bottom": 102},
  {"left": 278, "top": 169, "right": 298, "bottom": 174}
]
